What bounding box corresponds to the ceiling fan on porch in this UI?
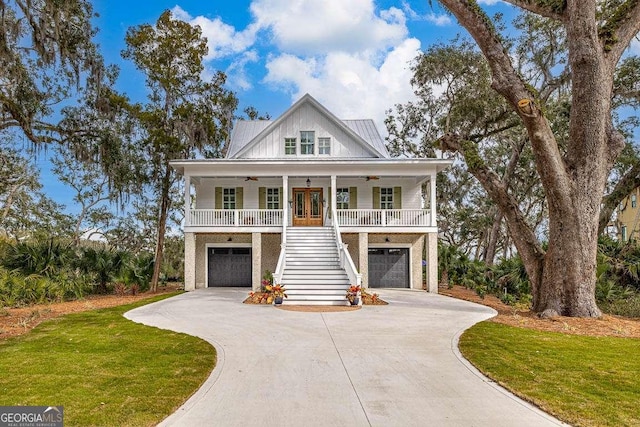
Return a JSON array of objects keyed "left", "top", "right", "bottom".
[
  {"left": 245, "top": 177, "right": 258, "bottom": 181},
  {"left": 365, "top": 176, "right": 380, "bottom": 181}
]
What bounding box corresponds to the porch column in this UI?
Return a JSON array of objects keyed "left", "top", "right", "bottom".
[
  {"left": 426, "top": 232, "right": 438, "bottom": 293},
  {"left": 282, "top": 175, "right": 289, "bottom": 229},
  {"left": 252, "top": 232, "right": 262, "bottom": 291},
  {"left": 359, "top": 232, "right": 368, "bottom": 287},
  {"left": 184, "top": 232, "right": 196, "bottom": 291},
  {"left": 430, "top": 174, "right": 437, "bottom": 227},
  {"left": 184, "top": 174, "right": 191, "bottom": 226},
  {"left": 330, "top": 175, "right": 337, "bottom": 225}
]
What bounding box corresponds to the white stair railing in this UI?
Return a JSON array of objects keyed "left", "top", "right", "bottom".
[
  {"left": 273, "top": 206, "right": 288, "bottom": 285},
  {"left": 332, "top": 206, "right": 362, "bottom": 294}
]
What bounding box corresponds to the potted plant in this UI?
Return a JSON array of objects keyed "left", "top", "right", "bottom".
[
  {"left": 346, "top": 285, "right": 361, "bottom": 305},
  {"left": 270, "top": 283, "right": 287, "bottom": 305}
]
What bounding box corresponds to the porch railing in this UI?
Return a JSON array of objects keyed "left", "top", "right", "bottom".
[
  {"left": 187, "top": 209, "right": 283, "bottom": 227},
  {"left": 335, "top": 209, "right": 431, "bottom": 227},
  {"left": 332, "top": 206, "right": 362, "bottom": 296}
]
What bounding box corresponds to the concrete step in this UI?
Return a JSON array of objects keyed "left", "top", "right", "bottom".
[
  {"left": 283, "top": 294, "right": 349, "bottom": 301},
  {"left": 286, "top": 289, "right": 348, "bottom": 296},
  {"left": 281, "top": 299, "right": 349, "bottom": 306}
]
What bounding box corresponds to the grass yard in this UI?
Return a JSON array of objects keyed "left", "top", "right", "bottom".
[
  {"left": 0, "top": 293, "right": 215, "bottom": 427},
  {"left": 459, "top": 322, "right": 640, "bottom": 427}
]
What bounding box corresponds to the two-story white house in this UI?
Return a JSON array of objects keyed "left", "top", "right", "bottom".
[{"left": 171, "top": 94, "right": 451, "bottom": 305}]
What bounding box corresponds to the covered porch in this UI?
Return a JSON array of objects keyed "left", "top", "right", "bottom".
[{"left": 174, "top": 159, "right": 447, "bottom": 233}]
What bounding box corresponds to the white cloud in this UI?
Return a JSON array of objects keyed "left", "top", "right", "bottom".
[
  {"left": 171, "top": 5, "right": 257, "bottom": 60},
  {"left": 226, "top": 50, "right": 260, "bottom": 91},
  {"left": 249, "top": 0, "right": 407, "bottom": 54},
  {"left": 477, "top": 0, "right": 502, "bottom": 4},
  {"left": 264, "top": 38, "right": 422, "bottom": 132},
  {"left": 401, "top": 1, "right": 452, "bottom": 26},
  {"left": 173, "top": 1, "right": 424, "bottom": 136}
]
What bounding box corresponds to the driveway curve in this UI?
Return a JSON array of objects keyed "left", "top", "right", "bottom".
[{"left": 125, "top": 289, "right": 565, "bottom": 427}]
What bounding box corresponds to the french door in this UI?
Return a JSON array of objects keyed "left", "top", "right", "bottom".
[{"left": 292, "top": 188, "right": 323, "bottom": 226}]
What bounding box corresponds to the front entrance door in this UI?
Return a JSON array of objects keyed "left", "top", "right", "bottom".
[{"left": 293, "top": 188, "right": 323, "bottom": 226}]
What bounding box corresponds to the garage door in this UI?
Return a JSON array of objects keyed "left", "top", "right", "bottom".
[
  {"left": 208, "top": 247, "right": 252, "bottom": 287},
  {"left": 368, "top": 248, "right": 409, "bottom": 288}
]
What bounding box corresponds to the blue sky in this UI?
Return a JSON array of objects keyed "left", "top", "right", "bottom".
[
  {"left": 36, "top": 0, "right": 640, "bottom": 214},
  {"left": 90, "top": 0, "right": 487, "bottom": 124},
  {"left": 43, "top": 0, "right": 502, "bottom": 211}
]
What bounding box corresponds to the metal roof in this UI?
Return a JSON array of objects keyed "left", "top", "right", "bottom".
[
  {"left": 343, "top": 119, "right": 389, "bottom": 158},
  {"left": 226, "top": 120, "right": 272, "bottom": 158}
]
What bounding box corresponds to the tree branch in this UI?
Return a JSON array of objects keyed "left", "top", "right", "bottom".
[
  {"left": 601, "top": 0, "right": 640, "bottom": 63},
  {"left": 501, "top": 0, "right": 565, "bottom": 20},
  {"left": 438, "top": 0, "right": 574, "bottom": 214}
]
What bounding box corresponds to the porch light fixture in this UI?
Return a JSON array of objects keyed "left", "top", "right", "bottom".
[
  {"left": 306, "top": 178, "right": 311, "bottom": 187},
  {"left": 227, "top": 237, "right": 233, "bottom": 242},
  {"left": 288, "top": 200, "right": 293, "bottom": 207},
  {"left": 385, "top": 237, "right": 390, "bottom": 242}
]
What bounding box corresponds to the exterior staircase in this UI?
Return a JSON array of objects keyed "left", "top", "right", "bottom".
[{"left": 281, "top": 227, "right": 351, "bottom": 305}]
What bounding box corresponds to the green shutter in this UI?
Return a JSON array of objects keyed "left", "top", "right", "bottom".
[
  {"left": 373, "top": 187, "right": 380, "bottom": 209},
  {"left": 236, "top": 187, "right": 243, "bottom": 209},
  {"left": 215, "top": 187, "right": 222, "bottom": 209},
  {"left": 279, "top": 187, "right": 284, "bottom": 209},
  {"left": 259, "top": 187, "right": 266, "bottom": 209},
  {"left": 394, "top": 186, "right": 402, "bottom": 209},
  {"left": 349, "top": 187, "right": 357, "bottom": 209}
]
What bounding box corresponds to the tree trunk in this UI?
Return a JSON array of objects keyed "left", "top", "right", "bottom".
[
  {"left": 484, "top": 210, "right": 502, "bottom": 266},
  {"left": 534, "top": 203, "right": 601, "bottom": 317},
  {"left": 150, "top": 166, "right": 172, "bottom": 292}
]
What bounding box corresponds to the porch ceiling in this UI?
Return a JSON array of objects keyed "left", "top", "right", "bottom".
[{"left": 171, "top": 158, "right": 453, "bottom": 178}]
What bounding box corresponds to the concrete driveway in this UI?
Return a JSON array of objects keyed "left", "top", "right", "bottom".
[{"left": 125, "top": 289, "right": 565, "bottom": 427}]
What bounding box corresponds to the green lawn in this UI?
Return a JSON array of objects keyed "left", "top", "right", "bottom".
[
  {"left": 0, "top": 293, "right": 215, "bottom": 427},
  {"left": 459, "top": 322, "right": 640, "bottom": 427}
]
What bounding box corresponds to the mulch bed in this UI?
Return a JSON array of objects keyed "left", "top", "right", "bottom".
[{"left": 440, "top": 285, "right": 640, "bottom": 338}]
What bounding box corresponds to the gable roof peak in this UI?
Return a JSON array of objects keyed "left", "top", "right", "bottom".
[{"left": 229, "top": 93, "right": 389, "bottom": 159}]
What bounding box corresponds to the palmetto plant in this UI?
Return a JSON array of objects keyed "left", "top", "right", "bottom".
[{"left": 3, "top": 239, "right": 73, "bottom": 277}]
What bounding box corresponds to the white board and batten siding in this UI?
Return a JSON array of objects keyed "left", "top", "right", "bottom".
[{"left": 238, "top": 103, "right": 378, "bottom": 159}]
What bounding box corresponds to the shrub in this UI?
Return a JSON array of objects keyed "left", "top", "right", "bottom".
[
  {"left": 2, "top": 239, "right": 74, "bottom": 277},
  {"left": 599, "top": 293, "right": 640, "bottom": 318}
]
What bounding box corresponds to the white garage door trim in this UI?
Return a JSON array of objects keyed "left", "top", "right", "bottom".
[
  {"left": 205, "top": 243, "right": 253, "bottom": 288},
  {"left": 368, "top": 243, "right": 413, "bottom": 289}
]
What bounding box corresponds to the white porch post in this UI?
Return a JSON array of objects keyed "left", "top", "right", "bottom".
[
  {"left": 330, "top": 175, "right": 337, "bottom": 225},
  {"left": 282, "top": 175, "right": 289, "bottom": 230},
  {"left": 184, "top": 174, "right": 191, "bottom": 226},
  {"left": 430, "top": 173, "right": 437, "bottom": 227}
]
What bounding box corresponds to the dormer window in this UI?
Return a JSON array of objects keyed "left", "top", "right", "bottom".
[
  {"left": 300, "top": 131, "right": 315, "bottom": 155},
  {"left": 319, "top": 137, "right": 331, "bottom": 155},
  {"left": 284, "top": 137, "right": 296, "bottom": 155}
]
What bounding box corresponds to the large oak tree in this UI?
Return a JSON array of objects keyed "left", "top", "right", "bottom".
[{"left": 435, "top": 1, "right": 640, "bottom": 317}]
